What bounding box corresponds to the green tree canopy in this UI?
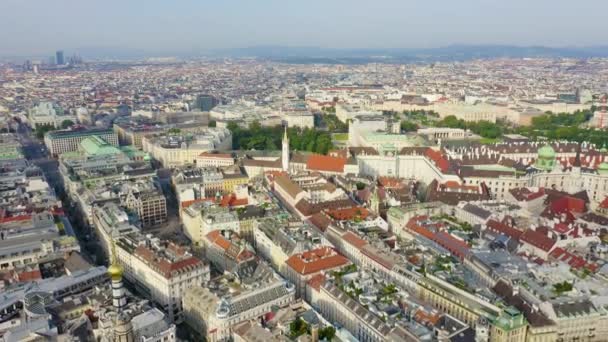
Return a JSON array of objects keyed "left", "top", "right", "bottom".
[
  {"left": 60, "top": 119, "right": 75, "bottom": 129},
  {"left": 35, "top": 124, "right": 55, "bottom": 139},
  {"left": 400, "top": 120, "right": 418, "bottom": 132},
  {"left": 226, "top": 123, "right": 334, "bottom": 154}
]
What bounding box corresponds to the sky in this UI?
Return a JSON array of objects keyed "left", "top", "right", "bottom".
[{"left": 1, "top": 0, "right": 607, "bottom": 56}]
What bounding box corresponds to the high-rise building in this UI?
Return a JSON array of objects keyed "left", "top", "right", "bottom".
[
  {"left": 195, "top": 94, "right": 217, "bottom": 112},
  {"left": 56, "top": 50, "right": 65, "bottom": 65}
]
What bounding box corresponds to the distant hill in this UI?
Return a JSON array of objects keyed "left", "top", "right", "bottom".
[
  {"left": 212, "top": 45, "right": 608, "bottom": 63},
  {"left": 62, "top": 44, "right": 608, "bottom": 63}
]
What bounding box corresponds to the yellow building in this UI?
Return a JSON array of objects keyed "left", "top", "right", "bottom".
[
  {"left": 525, "top": 325, "right": 557, "bottom": 342},
  {"left": 222, "top": 172, "right": 248, "bottom": 193},
  {"left": 416, "top": 275, "right": 501, "bottom": 327}
]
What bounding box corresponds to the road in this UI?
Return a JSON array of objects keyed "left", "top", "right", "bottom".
[
  {"left": 17, "top": 124, "right": 96, "bottom": 264},
  {"left": 16, "top": 123, "right": 63, "bottom": 194}
]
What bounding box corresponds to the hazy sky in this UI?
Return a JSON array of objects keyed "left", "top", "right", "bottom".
[{"left": 1, "top": 0, "right": 607, "bottom": 56}]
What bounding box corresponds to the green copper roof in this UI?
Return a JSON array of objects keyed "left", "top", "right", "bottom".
[
  {"left": 119, "top": 145, "right": 148, "bottom": 160},
  {"left": 537, "top": 145, "right": 556, "bottom": 159},
  {"left": 492, "top": 307, "right": 527, "bottom": 332},
  {"left": 80, "top": 136, "right": 122, "bottom": 156}
]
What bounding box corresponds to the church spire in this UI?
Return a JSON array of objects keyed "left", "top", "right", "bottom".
[{"left": 282, "top": 125, "right": 290, "bottom": 172}]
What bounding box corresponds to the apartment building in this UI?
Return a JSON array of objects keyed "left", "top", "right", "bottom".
[
  {"left": 317, "top": 281, "right": 392, "bottom": 342},
  {"left": 196, "top": 153, "right": 234, "bottom": 168},
  {"left": 182, "top": 267, "right": 295, "bottom": 342},
  {"left": 115, "top": 235, "right": 210, "bottom": 323},
  {"left": 122, "top": 181, "right": 167, "bottom": 228},
  {"left": 0, "top": 212, "right": 79, "bottom": 270},
  {"left": 182, "top": 205, "right": 240, "bottom": 245},
  {"left": 284, "top": 247, "right": 351, "bottom": 300},
  {"left": 142, "top": 128, "right": 232, "bottom": 167}
]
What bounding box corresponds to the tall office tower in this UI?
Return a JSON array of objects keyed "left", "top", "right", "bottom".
[
  {"left": 56, "top": 50, "right": 65, "bottom": 65},
  {"left": 195, "top": 94, "right": 218, "bottom": 111}
]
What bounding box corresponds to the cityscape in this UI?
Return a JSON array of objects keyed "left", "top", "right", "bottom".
[{"left": 2, "top": 2, "right": 608, "bottom": 342}]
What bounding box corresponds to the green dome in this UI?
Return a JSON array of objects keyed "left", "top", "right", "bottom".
[
  {"left": 598, "top": 162, "right": 608, "bottom": 175},
  {"left": 537, "top": 145, "right": 556, "bottom": 159}
]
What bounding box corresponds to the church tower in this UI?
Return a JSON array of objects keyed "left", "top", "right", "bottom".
[
  {"left": 108, "top": 241, "right": 134, "bottom": 342},
  {"left": 282, "top": 125, "right": 290, "bottom": 172}
]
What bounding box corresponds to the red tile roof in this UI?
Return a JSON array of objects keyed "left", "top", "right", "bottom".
[
  {"left": 341, "top": 232, "right": 368, "bottom": 250},
  {"left": 413, "top": 308, "right": 442, "bottom": 326},
  {"left": 306, "top": 154, "right": 347, "bottom": 173},
  {"left": 550, "top": 196, "right": 586, "bottom": 214},
  {"left": 17, "top": 269, "right": 42, "bottom": 282},
  {"left": 434, "top": 232, "right": 470, "bottom": 260},
  {"left": 425, "top": 148, "right": 450, "bottom": 172},
  {"left": 134, "top": 244, "right": 203, "bottom": 279},
  {"left": 378, "top": 177, "right": 403, "bottom": 189},
  {"left": 325, "top": 207, "right": 369, "bottom": 221},
  {"left": 308, "top": 212, "right": 333, "bottom": 232},
  {"left": 0, "top": 215, "right": 32, "bottom": 223},
  {"left": 549, "top": 247, "right": 597, "bottom": 271},
  {"left": 307, "top": 273, "right": 326, "bottom": 291},
  {"left": 486, "top": 219, "right": 523, "bottom": 241},
  {"left": 205, "top": 230, "right": 232, "bottom": 251},
  {"left": 220, "top": 194, "right": 248, "bottom": 207},
  {"left": 285, "top": 247, "right": 350, "bottom": 275},
  {"left": 520, "top": 230, "right": 556, "bottom": 252}
]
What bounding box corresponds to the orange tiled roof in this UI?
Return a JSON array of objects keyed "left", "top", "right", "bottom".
[
  {"left": 307, "top": 273, "right": 326, "bottom": 291},
  {"left": 285, "top": 247, "right": 350, "bottom": 275},
  {"left": 134, "top": 244, "right": 203, "bottom": 279},
  {"left": 206, "top": 230, "right": 232, "bottom": 251},
  {"left": 326, "top": 207, "right": 369, "bottom": 221},
  {"left": 341, "top": 232, "right": 367, "bottom": 249},
  {"left": 414, "top": 308, "right": 442, "bottom": 326},
  {"left": 306, "top": 154, "right": 347, "bottom": 173}
]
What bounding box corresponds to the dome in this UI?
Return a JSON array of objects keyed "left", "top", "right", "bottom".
[
  {"left": 537, "top": 145, "right": 556, "bottom": 159},
  {"left": 108, "top": 263, "right": 124, "bottom": 281},
  {"left": 598, "top": 162, "right": 608, "bottom": 175}
]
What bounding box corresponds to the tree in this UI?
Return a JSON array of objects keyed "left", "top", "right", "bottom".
[
  {"left": 400, "top": 120, "right": 418, "bottom": 132},
  {"left": 553, "top": 281, "right": 573, "bottom": 295},
  {"left": 289, "top": 318, "right": 308, "bottom": 338},
  {"left": 356, "top": 182, "right": 366, "bottom": 190},
  {"left": 319, "top": 326, "right": 336, "bottom": 341},
  {"left": 208, "top": 120, "right": 217, "bottom": 128},
  {"left": 35, "top": 124, "right": 55, "bottom": 139},
  {"left": 60, "top": 119, "right": 74, "bottom": 129},
  {"left": 435, "top": 115, "right": 465, "bottom": 129},
  {"left": 226, "top": 124, "right": 334, "bottom": 154}
]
